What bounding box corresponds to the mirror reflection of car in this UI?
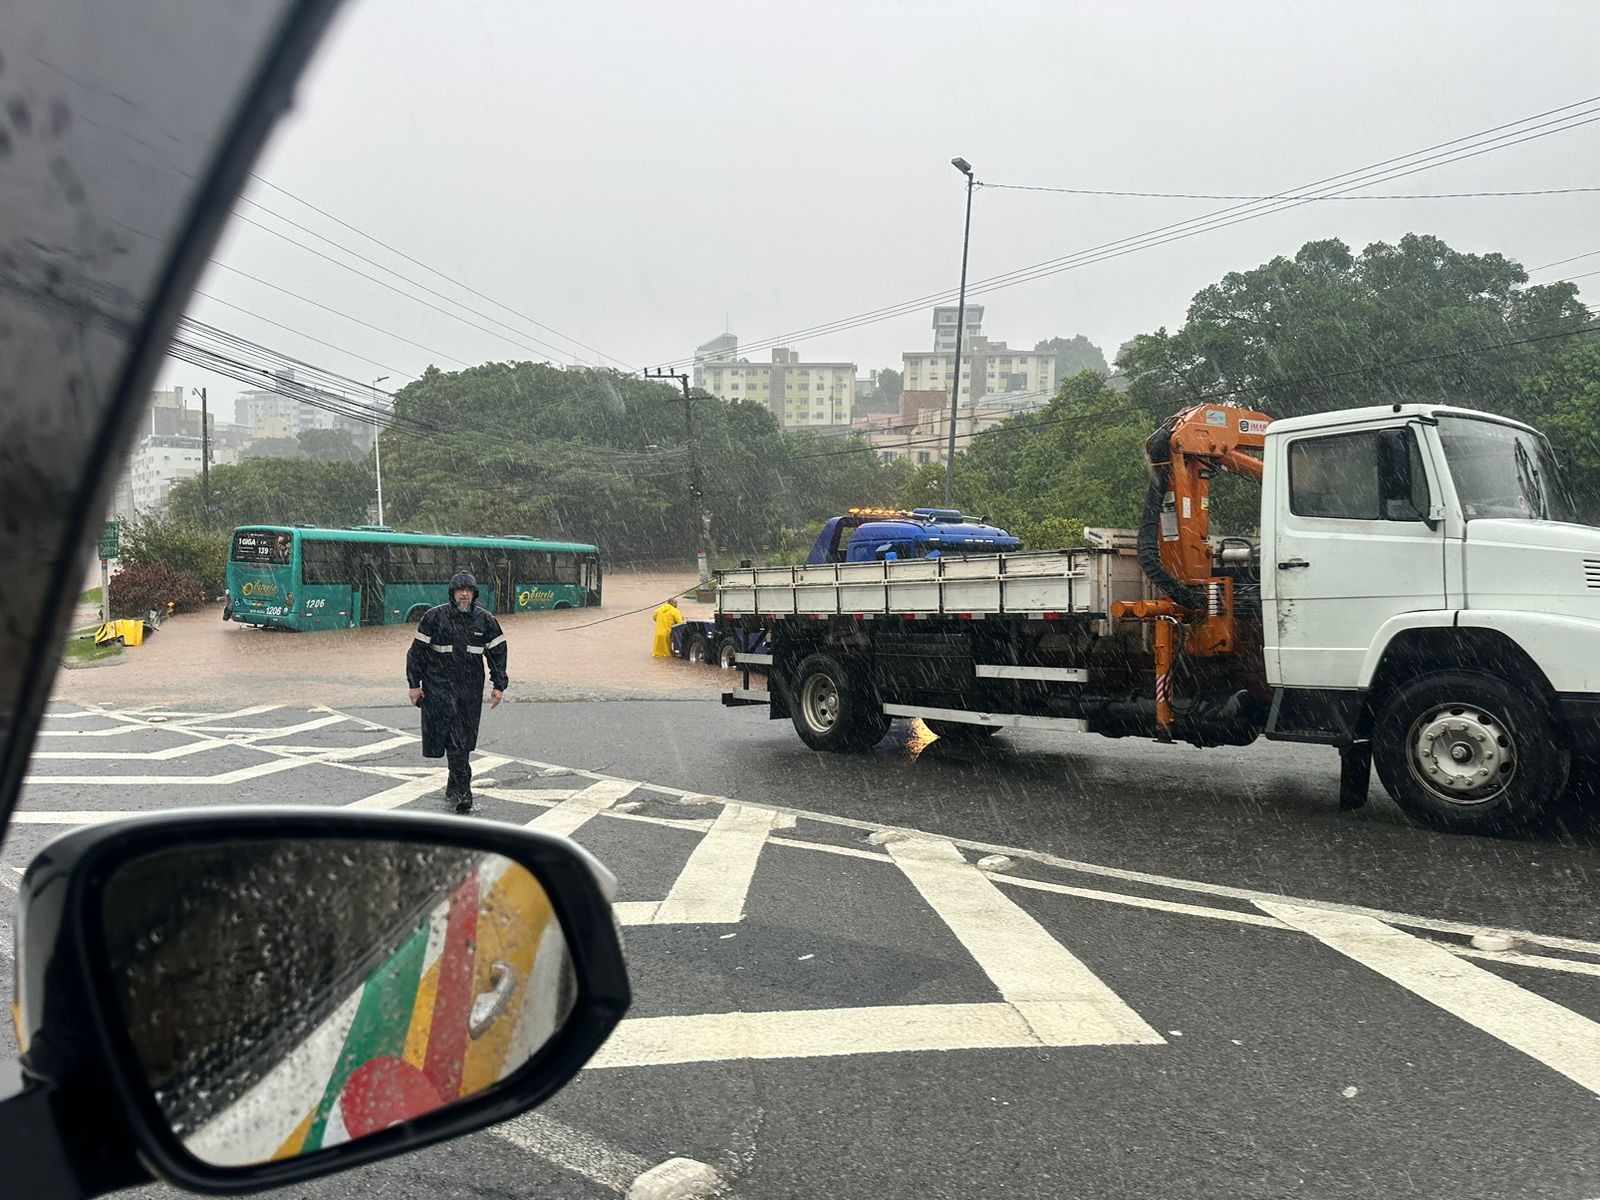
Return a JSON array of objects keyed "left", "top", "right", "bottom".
[{"left": 7, "top": 810, "right": 629, "bottom": 1195}]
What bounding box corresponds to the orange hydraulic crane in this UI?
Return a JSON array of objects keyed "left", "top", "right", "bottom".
[{"left": 1111, "top": 403, "right": 1272, "bottom": 736}]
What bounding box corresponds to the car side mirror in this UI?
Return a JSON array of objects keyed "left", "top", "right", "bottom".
[{"left": 3, "top": 809, "right": 629, "bottom": 1197}]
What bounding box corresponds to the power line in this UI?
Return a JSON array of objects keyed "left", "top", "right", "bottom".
[
  {"left": 241, "top": 177, "right": 635, "bottom": 370},
  {"left": 662, "top": 95, "right": 1600, "bottom": 368},
  {"left": 226, "top": 209, "right": 598, "bottom": 366},
  {"left": 190, "top": 293, "right": 415, "bottom": 381},
  {"left": 1532, "top": 249, "right": 1600, "bottom": 272},
  {"left": 979, "top": 182, "right": 1600, "bottom": 200}
]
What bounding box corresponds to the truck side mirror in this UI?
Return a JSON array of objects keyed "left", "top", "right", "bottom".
[{"left": 1377, "top": 428, "right": 1430, "bottom": 524}]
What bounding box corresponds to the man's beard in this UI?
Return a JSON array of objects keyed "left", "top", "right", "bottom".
[{"left": 455, "top": 597, "right": 472, "bottom": 611}]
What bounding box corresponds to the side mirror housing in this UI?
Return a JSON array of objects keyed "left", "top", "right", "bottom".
[{"left": 3, "top": 809, "right": 629, "bottom": 1197}]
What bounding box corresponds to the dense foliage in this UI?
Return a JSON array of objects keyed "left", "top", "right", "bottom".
[
  {"left": 110, "top": 561, "right": 205, "bottom": 618},
  {"left": 119, "top": 516, "right": 228, "bottom": 598}
]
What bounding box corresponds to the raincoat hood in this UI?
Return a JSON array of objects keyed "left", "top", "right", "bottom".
[{"left": 448, "top": 570, "right": 480, "bottom": 603}]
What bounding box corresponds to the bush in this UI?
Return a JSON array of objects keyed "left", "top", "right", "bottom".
[
  {"left": 119, "top": 517, "right": 228, "bottom": 598},
  {"left": 110, "top": 562, "right": 205, "bottom": 618}
]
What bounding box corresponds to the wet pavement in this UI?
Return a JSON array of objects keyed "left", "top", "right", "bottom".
[{"left": 9, "top": 698, "right": 1600, "bottom": 1200}]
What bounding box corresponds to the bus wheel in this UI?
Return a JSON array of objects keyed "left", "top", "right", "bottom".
[
  {"left": 554, "top": 601, "right": 572, "bottom": 610},
  {"left": 406, "top": 606, "right": 429, "bottom": 623},
  {"left": 791, "top": 653, "right": 888, "bottom": 752}
]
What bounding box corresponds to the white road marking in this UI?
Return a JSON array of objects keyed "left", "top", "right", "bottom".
[
  {"left": 1259, "top": 901, "right": 1600, "bottom": 1097},
  {"left": 525, "top": 779, "right": 639, "bottom": 837},
  {"left": 613, "top": 901, "right": 660, "bottom": 925},
  {"left": 994, "top": 872, "right": 1291, "bottom": 930},
  {"left": 589, "top": 1001, "right": 1160, "bottom": 1068},
  {"left": 490, "top": 1111, "right": 652, "bottom": 1193},
  {"left": 183, "top": 714, "right": 349, "bottom": 739},
  {"left": 38, "top": 724, "right": 153, "bottom": 737},
  {"left": 887, "top": 837, "right": 1165, "bottom": 1047},
  {"left": 166, "top": 704, "right": 283, "bottom": 725},
  {"left": 29, "top": 738, "right": 232, "bottom": 761},
  {"left": 651, "top": 803, "right": 782, "bottom": 925},
  {"left": 347, "top": 774, "right": 451, "bottom": 811},
  {"left": 272, "top": 734, "right": 417, "bottom": 761},
  {"left": 471, "top": 788, "right": 580, "bottom": 809},
  {"left": 9, "top": 811, "right": 145, "bottom": 825},
  {"left": 21, "top": 757, "right": 307, "bottom": 786}
]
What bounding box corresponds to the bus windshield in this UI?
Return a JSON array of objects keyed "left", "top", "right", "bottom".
[{"left": 1436, "top": 416, "right": 1579, "bottom": 523}]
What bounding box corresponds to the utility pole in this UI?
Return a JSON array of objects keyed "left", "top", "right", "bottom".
[
  {"left": 190, "top": 387, "right": 211, "bottom": 527},
  {"left": 644, "top": 367, "right": 710, "bottom": 590},
  {"left": 945, "top": 156, "right": 976, "bottom": 507},
  {"left": 372, "top": 376, "right": 390, "bottom": 525}
]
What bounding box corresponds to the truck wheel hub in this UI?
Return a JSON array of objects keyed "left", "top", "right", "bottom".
[
  {"left": 802, "top": 675, "right": 840, "bottom": 731},
  {"left": 1411, "top": 706, "right": 1512, "bottom": 802}
]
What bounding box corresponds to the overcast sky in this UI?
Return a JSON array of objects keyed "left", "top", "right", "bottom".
[{"left": 164, "top": 0, "right": 1600, "bottom": 423}]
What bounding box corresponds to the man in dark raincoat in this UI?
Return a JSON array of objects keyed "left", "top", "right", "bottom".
[{"left": 406, "top": 570, "right": 509, "bottom": 812}]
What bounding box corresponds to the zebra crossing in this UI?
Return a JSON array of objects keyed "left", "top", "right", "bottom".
[{"left": 13, "top": 701, "right": 1600, "bottom": 1095}]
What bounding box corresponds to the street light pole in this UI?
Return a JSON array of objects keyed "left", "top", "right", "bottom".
[
  {"left": 944, "top": 156, "right": 975, "bottom": 508},
  {"left": 372, "top": 376, "right": 390, "bottom": 525}
]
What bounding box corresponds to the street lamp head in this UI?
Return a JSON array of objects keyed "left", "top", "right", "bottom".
[
  {"left": 951, "top": 157, "right": 973, "bottom": 176},
  {"left": 374, "top": 375, "right": 390, "bottom": 385}
]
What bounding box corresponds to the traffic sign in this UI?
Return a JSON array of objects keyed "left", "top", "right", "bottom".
[{"left": 98, "top": 519, "right": 120, "bottom": 561}]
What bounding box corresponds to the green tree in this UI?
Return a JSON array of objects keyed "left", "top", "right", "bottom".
[
  {"left": 119, "top": 516, "right": 229, "bottom": 598},
  {"left": 168, "top": 459, "right": 375, "bottom": 530},
  {"left": 1116, "top": 234, "right": 1591, "bottom": 424},
  {"left": 297, "top": 428, "right": 364, "bottom": 462},
  {"left": 1034, "top": 335, "right": 1109, "bottom": 382},
  {"left": 1514, "top": 337, "right": 1600, "bottom": 520},
  {"left": 379, "top": 362, "right": 909, "bottom": 564}
]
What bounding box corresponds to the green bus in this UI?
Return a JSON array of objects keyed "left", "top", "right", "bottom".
[{"left": 225, "top": 525, "right": 601, "bottom": 632}]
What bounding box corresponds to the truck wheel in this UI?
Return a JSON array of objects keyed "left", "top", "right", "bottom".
[
  {"left": 1372, "top": 671, "right": 1568, "bottom": 833},
  {"left": 716, "top": 638, "right": 740, "bottom": 670},
  {"left": 924, "top": 719, "right": 1001, "bottom": 742},
  {"left": 685, "top": 634, "right": 708, "bottom": 663},
  {"left": 791, "top": 653, "right": 888, "bottom": 751}
]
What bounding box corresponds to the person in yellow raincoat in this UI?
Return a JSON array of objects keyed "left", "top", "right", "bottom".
[{"left": 651, "top": 598, "right": 684, "bottom": 657}]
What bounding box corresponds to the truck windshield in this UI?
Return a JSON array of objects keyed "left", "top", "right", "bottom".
[{"left": 1435, "top": 416, "right": 1578, "bottom": 523}]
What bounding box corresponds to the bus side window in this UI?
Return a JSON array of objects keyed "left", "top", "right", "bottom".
[
  {"left": 387, "top": 545, "right": 420, "bottom": 583},
  {"left": 510, "top": 550, "right": 541, "bottom": 581},
  {"left": 302, "top": 540, "right": 356, "bottom": 584}
]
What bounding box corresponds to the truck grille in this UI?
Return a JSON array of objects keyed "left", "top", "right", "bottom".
[{"left": 1585, "top": 559, "right": 1600, "bottom": 590}]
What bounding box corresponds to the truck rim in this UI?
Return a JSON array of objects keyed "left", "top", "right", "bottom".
[
  {"left": 1406, "top": 703, "right": 1515, "bottom": 805},
  {"left": 800, "top": 673, "right": 841, "bottom": 733},
  {"left": 718, "top": 643, "right": 738, "bottom": 669}
]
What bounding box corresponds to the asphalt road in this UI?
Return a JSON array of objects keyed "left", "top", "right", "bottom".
[{"left": 8, "top": 698, "right": 1600, "bottom": 1200}]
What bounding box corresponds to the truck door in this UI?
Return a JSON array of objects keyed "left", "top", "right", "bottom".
[{"left": 1263, "top": 424, "right": 1445, "bottom": 688}]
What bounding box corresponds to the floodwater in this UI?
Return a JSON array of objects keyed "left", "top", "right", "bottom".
[{"left": 51, "top": 570, "right": 722, "bottom": 709}]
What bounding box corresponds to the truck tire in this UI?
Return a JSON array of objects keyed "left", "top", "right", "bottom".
[
  {"left": 1372, "top": 671, "right": 1568, "bottom": 833},
  {"left": 791, "top": 652, "right": 889, "bottom": 752},
  {"left": 924, "top": 719, "right": 1002, "bottom": 742},
  {"left": 716, "top": 637, "right": 740, "bottom": 670},
  {"left": 685, "top": 633, "right": 708, "bottom": 663}
]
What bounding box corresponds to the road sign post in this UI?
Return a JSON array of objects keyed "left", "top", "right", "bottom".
[{"left": 98, "top": 520, "right": 119, "bottom": 621}]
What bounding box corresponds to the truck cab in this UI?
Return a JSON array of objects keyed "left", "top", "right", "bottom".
[{"left": 1261, "top": 403, "right": 1599, "bottom": 828}]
